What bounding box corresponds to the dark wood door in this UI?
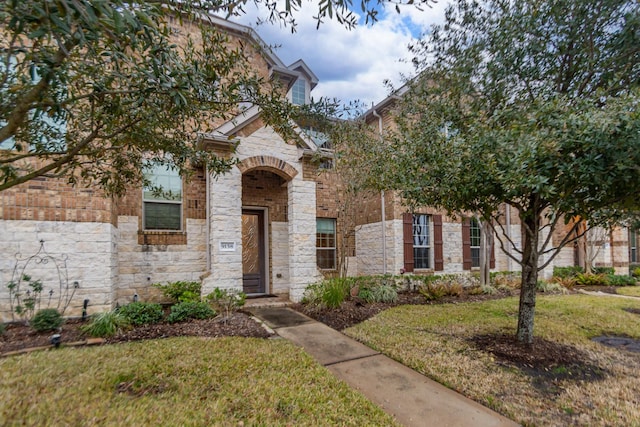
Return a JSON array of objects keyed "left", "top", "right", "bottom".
[{"left": 242, "top": 210, "right": 266, "bottom": 294}]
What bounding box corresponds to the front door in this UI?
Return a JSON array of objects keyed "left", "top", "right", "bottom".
[{"left": 242, "top": 210, "right": 266, "bottom": 294}]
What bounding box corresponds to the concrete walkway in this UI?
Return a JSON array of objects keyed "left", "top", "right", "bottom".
[{"left": 247, "top": 306, "right": 518, "bottom": 427}]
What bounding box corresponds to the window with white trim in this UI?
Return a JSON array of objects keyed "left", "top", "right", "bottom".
[
  {"left": 291, "top": 78, "right": 306, "bottom": 105},
  {"left": 316, "top": 218, "right": 336, "bottom": 269},
  {"left": 470, "top": 218, "right": 481, "bottom": 268},
  {"left": 143, "top": 162, "right": 182, "bottom": 231},
  {"left": 413, "top": 214, "right": 431, "bottom": 269}
]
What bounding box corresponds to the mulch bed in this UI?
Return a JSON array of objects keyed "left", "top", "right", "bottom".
[{"left": 1, "top": 312, "right": 271, "bottom": 355}]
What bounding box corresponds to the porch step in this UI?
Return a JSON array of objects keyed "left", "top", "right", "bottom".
[{"left": 244, "top": 295, "right": 293, "bottom": 308}]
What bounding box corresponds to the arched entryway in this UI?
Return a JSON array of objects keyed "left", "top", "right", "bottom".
[{"left": 238, "top": 156, "right": 295, "bottom": 295}]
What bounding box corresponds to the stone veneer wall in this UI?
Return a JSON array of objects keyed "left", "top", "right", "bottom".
[
  {"left": 271, "top": 221, "right": 290, "bottom": 294},
  {"left": 116, "top": 216, "right": 207, "bottom": 305},
  {"left": 288, "top": 178, "right": 322, "bottom": 301},
  {"left": 356, "top": 219, "right": 404, "bottom": 276},
  {"left": 203, "top": 167, "right": 243, "bottom": 295},
  {"left": 442, "top": 222, "right": 464, "bottom": 273},
  {"left": 0, "top": 220, "right": 116, "bottom": 322}
]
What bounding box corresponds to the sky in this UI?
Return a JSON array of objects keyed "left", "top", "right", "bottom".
[{"left": 231, "top": 0, "right": 449, "bottom": 108}]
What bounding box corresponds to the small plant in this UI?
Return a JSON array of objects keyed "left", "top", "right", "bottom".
[
  {"left": 0, "top": 322, "right": 5, "bottom": 336},
  {"left": 491, "top": 272, "right": 521, "bottom": 288},
  {"left": 7, "top": 274, "right": 45, "bottom": 324},
  {"left": 371, "top": 284, "right": 398, "bottom": 303},
  {"left": 606, "top": 274, "right": 637, "bottom": 287},
  {"left": 153, "top": 281, "right": 201, "bottom": 303},
  {"left": 632, "top": 267, "right": 640, "bottom": 278},
  {"left": 419, "top": 282, "right": 448, "bottom": 301},
  {"left": 118, "top": 302, "right": 164, "bottom": 326},
  {"left": 167, "top": 301, "right": 216, "bottom": 323},
  {"left": 575, "top": 273, "right": 610, "bottom": 287},
  {"left": 551, "top": 275, "right": 576, "bottom": 290},
  {"left": 536, "top": 281, "right": 568, "bottom": 294},
  {"left": 31, "top": 308, "right": 64, "bottom": 332},
  {"left": 480, "top": 284, "right": 497, "bottom": 295},
  {"left": 356, "top": 286, "right": 376, "bottom": 303},
  {"left": 81, "top": 311, "right": 131, "bottom": 337},
  {"left": 301, "top": 278, "right": 351, "bottom": 308},
  {"left": 206, "top": 288, "right": 246, "bottom": 318}
]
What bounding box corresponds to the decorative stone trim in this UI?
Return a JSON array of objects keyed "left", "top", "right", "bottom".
[{"left": 237, "top": 156, "right": 298, "bottom": 181}]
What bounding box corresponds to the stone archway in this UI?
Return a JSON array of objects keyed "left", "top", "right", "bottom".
[{"left": 236, "top": 156, "right": 298, "bottom": 182}]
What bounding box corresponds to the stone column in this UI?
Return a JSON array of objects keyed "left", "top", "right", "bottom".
[
  {"left": 202, "top": 167, "right": 243, "bottom": 295},
  {"left": 287, "top": 178, "right": 321, "bottom": 302}
]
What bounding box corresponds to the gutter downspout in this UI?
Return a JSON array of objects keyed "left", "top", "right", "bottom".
[{"left": 372, "top": 106, "right": 387, "bottom": 275}]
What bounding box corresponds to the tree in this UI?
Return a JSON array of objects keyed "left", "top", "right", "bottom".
[
  {"left": 0, "top": 0, "right": 434, "bottom": 195},
  {"left": 385, "top": 0, "right": 640, "bottom": 344}
]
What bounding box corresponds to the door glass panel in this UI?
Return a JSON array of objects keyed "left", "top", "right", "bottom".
[{"left": 242, "top": 214, "right": 260, "bottom": 275}]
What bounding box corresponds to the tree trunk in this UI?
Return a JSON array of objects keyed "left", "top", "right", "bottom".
[
  {"left": 479, "top": 220, "right": 488, "bottom": 286},
  {"left": 516, "top": 214, "right": 540, "bottom": 344}
]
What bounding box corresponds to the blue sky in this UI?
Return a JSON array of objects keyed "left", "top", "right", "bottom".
[{"left": 232, "top": 1, "right": 448, "bottom": 107}]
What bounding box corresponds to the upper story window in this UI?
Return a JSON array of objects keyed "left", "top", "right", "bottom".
[
  {"left": 143, "top": 162, "right": 182, "bottom": 231},
  {"left": 413, "top": 214, "right": 431, "bottom": 269},
  {"left": 1, "top": 56, "right": 67, "bottom": 151},
  {"left": 291, "top": 78, "right": 306, "bottom": 105}
]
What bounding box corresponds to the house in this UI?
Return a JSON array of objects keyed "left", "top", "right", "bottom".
[{"left": 0, "top": 15, "right": 635, "bottom": 322}]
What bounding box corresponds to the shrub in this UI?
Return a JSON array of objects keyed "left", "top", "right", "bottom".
[
  {"left": 371, "top": 284, "right": 398, "bottom": 303},
  {"left": 31, "top": 308, "right": 64, "bottom": 332},
  {"left": 118, "top": 302, "right": 164, "bottom": 326},
  {"left": 592, "top": 267, "right": 615, "bottom": 275},
  {"left": 632, "top": 267, "right": 640, "bottom": 278},
  {"left": 206, "top": 288, "right": 246, "bottom": 318},
  {"left": 607, "top": 274, "right": 637, "bottom": 287},
  {"left": 552, "top": 266, "right": 584, "bottom": 279},
  {"left": 575, "top": 273, "right": 610, "bottom": 287},
  {"left": 167, "top": 302, "right": 216, "bottom": 323},
  {"left": 0, "top": 322, "right": 6, "bottom": 336},
  {"left": 81, "top": 311, "right": 130, "bottom": 337},
  {"left": 153, "top": 281, "right": 201, "bottom": 303}
]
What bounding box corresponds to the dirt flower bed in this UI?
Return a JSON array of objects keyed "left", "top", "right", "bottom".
[{"left": 1, "top": 312, "right": 271, "bottom": 355}]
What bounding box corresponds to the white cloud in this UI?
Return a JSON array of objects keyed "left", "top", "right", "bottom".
[{"left": 231, "top": 0, "right": 447, "bottom": 106}]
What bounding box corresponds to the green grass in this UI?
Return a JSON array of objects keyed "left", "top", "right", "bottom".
[
  {"left": 0, "top": 337, "right": 398, "bottom": 426},
  {"left": 345, "top": 294, "right": 640, "bottom": 426},
  {"left": 616, "top": 286, "right": 640, "bottom": 297}
]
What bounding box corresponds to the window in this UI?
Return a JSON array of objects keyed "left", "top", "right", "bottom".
[
  {"left": 143, "top": 162, "right": 182, "bottom": 230},
  {"left": 1, "top": 56, "right": 67, "bottom": 151},
  {"left": 317, "top": 218, "right": 336, "bottom": 269},
  {"left": 631, "top": 228, "right": 638, "bottom": 263},
  {"left": 470, "top": 218, "right": 481, "bottom": 268},
  {"left": 413, "top": 214, "right": 431, "bottom": 269},
  {"left": 291, "top": 78, "right": 306, "bottom": 105}
]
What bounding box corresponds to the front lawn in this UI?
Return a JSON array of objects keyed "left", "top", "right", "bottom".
[
  {"left": 345, "top": 294, "right": 640, "bottom": 426},
  {"left": 616, "top": 286, "right": 640, "bottom": 297},
  {"left": 0, "top": 337, "right": 398, "bottom": 426}
]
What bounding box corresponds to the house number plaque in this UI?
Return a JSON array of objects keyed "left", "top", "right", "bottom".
[{"left": 219, "top": 241, "right": 236, "bottom": 252}]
